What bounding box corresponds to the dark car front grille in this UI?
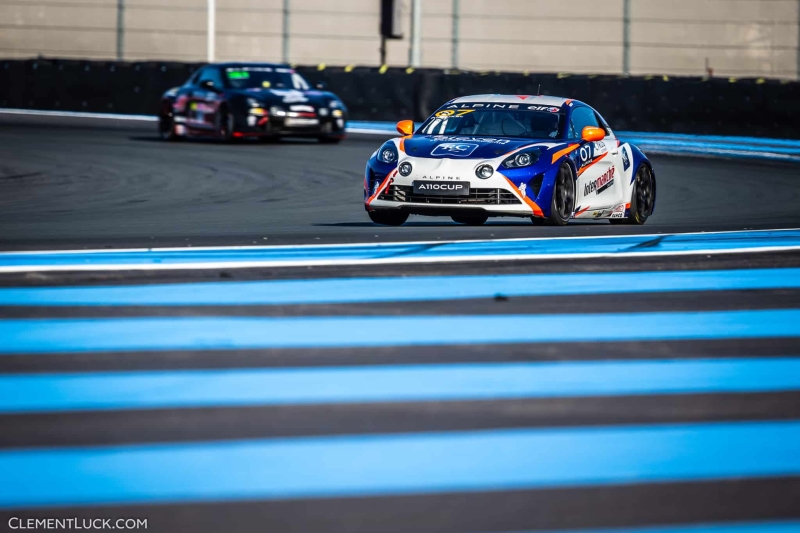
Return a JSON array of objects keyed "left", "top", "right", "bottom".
[{"left": 379, "top": 185, "right": 521, "bottom": 205}]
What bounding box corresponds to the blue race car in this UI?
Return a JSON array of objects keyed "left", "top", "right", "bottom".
[{"left": 364, "top": 94, "right": 656, "bottom": 226}]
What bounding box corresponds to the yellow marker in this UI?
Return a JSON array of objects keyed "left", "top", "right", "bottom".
[
  {"left": 756, "top": 78, "right": 765, "bottom": 85},
  {"left": 262, "top": 81, "right": 271, "bottom": 88},
  {"left": 344, "top": 64, "right": 355, "bottom": 73},
  {"left": 644, "top": 75, "right": 654, "bottom": 81},
  {"left": 728, "top": 77, "right": 737, "bottom": 83},
  {"left": 317, "top": 63, "right": 326, "bottom": 71},
  {"left": 379, "top": 64, "right": 388, "bottom": 74},
  {"left": 405, "top": 67, "right": 414, "bottom": 74},
  {"left": 557, "top": 73, "right": 570, "bottom": 79},
  {"left": 662, "top": 75, "right": 669, "bottom": 82}
]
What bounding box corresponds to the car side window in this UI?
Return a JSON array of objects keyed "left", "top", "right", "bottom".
[
  {"left": 186, "top": 69, "right": 202, "bottom": 86},
  {"left": 197, "top": 67, "right": 223, "bottom": 89},
  {"left": 568, "top": 107, "right": 601, "bottom": 139}
]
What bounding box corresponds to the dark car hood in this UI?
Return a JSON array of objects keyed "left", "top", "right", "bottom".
[
  {"left": 229, "top": 88, "right": 337, "bottom": 106},
  {"left": 402, "top": 135, "right": 564, "bottom": 160}
]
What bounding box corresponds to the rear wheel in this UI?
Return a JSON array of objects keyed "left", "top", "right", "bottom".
[
  {"left": 451, "top": 214, "right": 488, "bottom": 226},
  {"left": 610, "top": 165, "right": 655, "bottom": 225},
  {"left": 535, "top": 162, "right": 575, "bottom": 226},
  {"left": 158, "top": 104, "right": 179, "bottom": 141},
  {"left": 368, "top": 210, "right": 409, "bottom": 226}
]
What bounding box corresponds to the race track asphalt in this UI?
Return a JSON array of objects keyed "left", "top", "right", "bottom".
[{"left": 1, "top": 114, "right": 800, "bottom": 533}]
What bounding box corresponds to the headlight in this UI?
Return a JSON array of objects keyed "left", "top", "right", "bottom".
[
  {"left": 378, "top": 144, "right": 398, "bottom": 164},
  {"left": 247, "top": 98, "right": 261, "bottom": 108},
  {"left": 502, "top": 148, "right": 541, "bottom": 169},
  {"left": 476, "top": 164, "right": 494, "bottom": 179},
  {"left": 269, "top": 105, "right": 286, "bottom": 117},
  {"left": 398, "top": 161, "right": 412, "bottom": 176}
]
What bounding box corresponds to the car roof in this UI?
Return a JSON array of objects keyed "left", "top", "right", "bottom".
[
  {"left": 448, "top": 94, "right": 584, "bottom": 107},
  {"left": 212, "top": 62, "right": 292, "bottom": 69}
]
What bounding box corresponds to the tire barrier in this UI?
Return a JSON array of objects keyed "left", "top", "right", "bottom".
[{"left": 1, "top": 59, "right": 798, "bottom": 138}]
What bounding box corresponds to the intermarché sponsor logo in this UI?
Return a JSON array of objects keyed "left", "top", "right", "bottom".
[{"left": 8, "top": 518, "right": 148, "bottom": 530}]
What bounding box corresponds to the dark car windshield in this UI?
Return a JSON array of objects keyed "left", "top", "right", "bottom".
[
  {"left": 418, "top": 105, "right": 566, "bottom": 139},
  {"left": 224, "top": 67, "right": 310, "bottom": 90}
]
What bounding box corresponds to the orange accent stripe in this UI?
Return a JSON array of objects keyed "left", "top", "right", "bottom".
[
  {"left": 503, "top": 177, "right": 544, "bottom": 217},
  {"left": 551, "top": 143, "right": 579, "bottom": 164},
  {"left": 398, "top": 135, "right": 412, "bottom": 153},
  {"left": 564, "top": 99, "right": 573, "bottom": 106},
  {"left": 365, "top": 170, "right": 396, "bottom": 209},
  {"left": 577, "top": 152, "right": 608, "bottom": 177},
  {"left": 574, "top": 205, "right": 591, "bottom": 217}
]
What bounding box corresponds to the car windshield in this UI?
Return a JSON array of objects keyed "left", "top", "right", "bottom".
[
  {"left": 224, "top": 67, "right": 310, "bottom": 90},
  {"left": 418, "top": 105, "right": 566, "bottom": 139}
]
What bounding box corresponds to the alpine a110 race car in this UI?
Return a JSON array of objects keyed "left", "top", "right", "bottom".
[
  {"left": 158, "top": 62, "right": 347, "bottom": 143},
  {"left": 364, "top": 95, "right": 656, "bottom": 226}
]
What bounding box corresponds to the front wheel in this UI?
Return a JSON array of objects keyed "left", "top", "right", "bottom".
[
  {"left": 368, "top": 210, "right": 409, "bottom": 226},
  {"left": 451, "top": 214, "right": 488, "bottom": 226},
  {"left": 158, "top": 107, "right": 179, "bottom": 141},
  {"left": 216, "top": 106, "right": 234, "bottom": 142},
  {"left": 610, "top": 165, "right": 655, "bottom": 225},
  {"left": 540, "top": 162, "right": 575, "bottom": 226},
  {"left": 318, "top": 136, "right": 342, "bottom": 144}
]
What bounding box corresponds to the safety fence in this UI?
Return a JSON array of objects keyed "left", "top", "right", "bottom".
[{"left": 1, "top": 59, "right": 799, "bottom": 138}]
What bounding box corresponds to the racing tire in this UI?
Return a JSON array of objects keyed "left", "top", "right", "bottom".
[
  {"left": 216, "top": 106, "right": 235, "bottom": 143},
  {"left": 538, "top": 162, "right": 575, "bottom": 226},
  {"left": 610, "top": 164, "right": 655, "bottom": 225},
  {"left": 318, "top": 136, "right": 342, "bottom": 144},
  {"left": 451, "top": 214, "right": 489, "bottom": 226},
  {"left": 158, "top": 106, "right": 179, "bottom": 141},
  {"left": 368, "top": 210, "right": 409, "bottom": 226}
]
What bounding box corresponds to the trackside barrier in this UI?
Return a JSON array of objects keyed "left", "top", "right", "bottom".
[{"left": 1, "top": 59, "right": 798, "bottom": 138}]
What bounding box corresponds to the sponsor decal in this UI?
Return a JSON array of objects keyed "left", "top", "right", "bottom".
[
  {"left": 610, "top": 203, "right": 626, "bottom": 218},
  {"left": 271, "top": 89, "right": 308, "bottom": 103},
  {"left": 431, "top": 142, "right": 480, "bottom": 157},
  {"left": 413, "top": 180, "right": 470, "bottom": 196},
  {"left": 584, "top": 167, "right": 616, "bottom": 196},
  {"left": 594, "top": 140, "right": 608, "bottom": 156},
  {"left": 579, "top": 144, "right": 594, "bottom": 165},
  {"left": 443, "top": 103, "right": 560, "bottom": 112},
  {"left": 519, "top": 182, "right": 527, "bottom": 198},
  {"left": 622, "top": 146, "right": 630, "bottom": 171},
  {"left": 432, "top": 136, "right": 510, "bottom": 145},
  {"left": 416, "top": 183, "right": 465, "bottom": 191}
]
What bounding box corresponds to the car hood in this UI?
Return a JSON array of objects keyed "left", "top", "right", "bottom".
[
  {"left": 230, "top": 88, "right": 338, "bottom": 106},
  {"left": 401, "top": 135, "right": 564, "bottom": 160}
]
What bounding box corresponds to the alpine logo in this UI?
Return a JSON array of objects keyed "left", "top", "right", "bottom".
[{"left": 584, "top": 167, "right": 615, "bottom": 196}]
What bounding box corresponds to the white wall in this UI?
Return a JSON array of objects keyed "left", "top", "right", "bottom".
[{"left": 1, "top": 0, "right": 798, "bottom": 79}]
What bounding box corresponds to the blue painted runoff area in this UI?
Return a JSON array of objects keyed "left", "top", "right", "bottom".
[
  {"left": 1, "top": 309, "right": 799, "bottom": 354},
  {"left": 2, "top": 420, "right": 800, "bottom": 508},
  {"left": 1, "top": 267, "right": 798, "bottom": 307},
  {"left": 2, "top": 358, "right": 800, "bottom": 414},
  {"left": 498, "top": 521, "right": 800, "bottom": 533},
  {"left": 2, "top": 230, "right": 800, "bottom": 270}
]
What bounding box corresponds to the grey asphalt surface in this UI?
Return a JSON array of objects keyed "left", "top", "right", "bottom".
[
  {"left": 2, "top": 114, "right": 800, "bottom": 251},
  {"left": 1, "top": 114, "right": 800, "bottom": 533}
]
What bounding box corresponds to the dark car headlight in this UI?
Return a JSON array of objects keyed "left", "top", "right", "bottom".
[
  {"left": 377, "top": 143, "right": 398, "bottom": 164},
  {"left": 502, "top": 148, "right": 541, "bottom": 169}
]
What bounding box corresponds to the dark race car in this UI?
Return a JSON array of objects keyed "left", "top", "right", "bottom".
[{"left": 158, "top": 62, "right": 348, "bottom": 143}]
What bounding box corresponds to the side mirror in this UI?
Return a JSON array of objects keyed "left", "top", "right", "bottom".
[
  {"left": 315, "top": 81, "right": 328, "bottom": 90},
  {"left": 200, "top": 79, "right": 217, "bottom": 91},
  {"left": 396, "top": 120, "right": 414, "bottom": 136},
  {"left": 581, "top": 126, "right": 606, "bottom": 142}
]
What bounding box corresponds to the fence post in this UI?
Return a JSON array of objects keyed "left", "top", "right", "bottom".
[
  {"left": 207, "top": 0, "right": 215, "bottom": 62},
  {"left": 622, "top": 0, "right": 630, "bottom": 75},
  {"left": 409, "top": 0, "right": 422, "bottom": 67},
  {"left": 451, "top": 0, "right": 459, "bottom": 69},
  {"left": 282, "top": 0, "right": 290, "bottom": 63},
  {"left": 116, "top": 0, "right": 124, "bottom": 61}
]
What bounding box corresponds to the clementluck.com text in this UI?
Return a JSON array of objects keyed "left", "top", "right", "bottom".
[{"left": 8, "top": 518, "right": 148, "bottom": 530}]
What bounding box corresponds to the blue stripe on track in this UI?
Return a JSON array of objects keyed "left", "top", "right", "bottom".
[
  {"left": 0, "top": 309, "right": 798, "bottom": 354},
  {"left": 2, "top": 268, "right": 799, "bottom": 306},
  {"left": 2, "top": 358, "right": 800, "bottom": 413},
  {"left": 500, "top": 521, "right": 800, "bottom": 533},
  {"left": 2, "top": 421, "right": 800, "bottom": 508},
  {"left": 2, "top": 230, "right": 800, "bottom": 270}
]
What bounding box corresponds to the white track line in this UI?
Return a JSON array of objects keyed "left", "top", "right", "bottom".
[
  {"left": 1, "top": 245, "right": 799, "bottom": 273},
  {"left": 1, "top": 227, "right": 798, "bottom": 256}
]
